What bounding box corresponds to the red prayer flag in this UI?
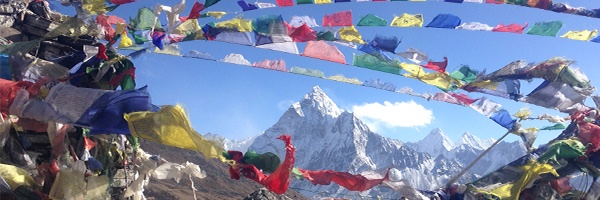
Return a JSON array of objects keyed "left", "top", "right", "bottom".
[
  {"left": 96, "top": 14, "right": 126, "bottom": 41},
  {"left": 492, "top": 23, "right": 528, "bottom": 34},
  {"left": 228, "top": 134, "right": 295, "bottom": 194},
  {"left": 84, "top": 137, "right": 97, "bottom": 151},
  {"left": 289, "top": 24, "right": 317, "bottom": 42},
  {"left": 0, "top": 79, "right": 33, "bottom": 115},
  {"left": 96, "top": 43, "right": 109, "bottom": 60},
  {"left": 188, "top": 2, "right": 205, "bottom": 19},
  {"left": 322, "top": 10, "right": 352, "bottom": 26},
  {"left": 299, "top": 168, "right": 390, "bottom": 191},
  {"left": 276, "top": 0, "right": 294, "bottom": 6},
  {"left": 577, "top": 121, "right": 600, "bottom": 154},
  {"left": 450, "top": 92, "right": 478, "bottom": 105},
  {"left": 421, "top": 57, "right": 448, "bottom": 73}
]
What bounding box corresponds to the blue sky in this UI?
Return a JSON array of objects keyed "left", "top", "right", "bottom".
[{"left": 58, "top": 1, "right": 600, "bottom": 145}]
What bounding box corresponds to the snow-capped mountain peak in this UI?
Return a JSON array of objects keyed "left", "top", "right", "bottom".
[
  {"left": 296, "top": 86, "right": 342, "bottom": 118},
  {"left": 407, "top": 128, "right": 455, "bottom": 157},
  {"left": 457, "top": 132, "right": 493, "bottom": 150}
]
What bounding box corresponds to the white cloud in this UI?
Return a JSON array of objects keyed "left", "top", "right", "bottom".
[{"left": 352, "top": 101, "right": 433, "bottom": 131}]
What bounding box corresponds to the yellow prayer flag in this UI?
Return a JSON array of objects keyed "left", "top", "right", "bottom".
[
  {"left": 154, "top": 44, "right": 183, "bottom": 56},
  {"left": 513, "top": 107, "right": 531, "bottom": 120},
  {"left": 0, "top": 163, "right": 38, "bottom": 190},
  {"left": 118, "top": 33, "right": 134, "bottom": 48},
  {"left": 338, "top": 26, "right": 365, "bottom": 44},
  {"left": 315, "top": 0, "right": 332, "bottom": 4},
  {"left": 400, "top": 62, "right": 425, "bottom": 78},
  {"left": 417, "top": 72, "right": 462, "bottom": 91},
  {"left": 82, "top": 0, "right": 106, "bottom": 15},
  {"left": 468, "top": 80, "right": 499, "bottom": 90},
  {"left": 215, "top": 18, "right": 253, "bottom": 32},
  {"left": 560, "top": 30, "right": 598, "bottom": 41},
  {"left": 487, "top": 160, "right": 558, "bottom": 200},
  {"left": 206, "top": 11, "right": 227, "bottom": 19},
  {"left": 124, "top": 105, "right": 225, "bottom": 161},
  {"left": 390, "top": 13, "right": 424, "bottom": 27},
  {"left": 173, "top": 19, "right": 205, "bottom": 40}
]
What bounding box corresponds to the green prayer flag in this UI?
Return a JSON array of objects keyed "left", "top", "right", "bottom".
[
  {"left": 540, "top": 123, "right": 567, "bottom": 131},
  {"left": 133, "top": 33, "right": 149, "bottom": 45},
  {"left": 0, "top": 39, "right": 41, "bottom": 55},
  {"left": 357, "top": 14, "right": 388, "bottom": 26},
  {"left": 296, "top": 0, "right": 313, "bottom": 4},
  {"left": 537, "top": 139, "right": 586, "bottom": 164},
  {"left": 129, "top": 7, "right": 162, "bottom": 31},
  {"left": 450, "top": 65, "right": 478, "bottom": 84},
  {"left": 252, "top": 15, "right": 283, "bottom": 35},
  {"left": 557, "top": 66, "right": 591, "bottom": 89},
  {"left": 526, "top": 21, "right": 563, "bottom": 37},
  {"left": 353, "top": 54, "right": 401, "bottom": 75},
  {"left": 205, "top": 0, "right": 221, "bottom": 7},
  {"left": 317, "top": 30, "right": 336, "bottom": 41},
  {"left": 292, "top": 167, "right": 304, "bottom": 180},
  {"left": 505, "top": 0, "right": 529, "bottom": 6},
  {"left": 243, "top": 151, "right": 280, "bottom": 173},
  {"left": 290, "top": 66, "right": 325, "bottom": 78}
]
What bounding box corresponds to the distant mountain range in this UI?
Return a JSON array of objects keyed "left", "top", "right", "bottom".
[{"left": 212, "top": 86, "right": 527, "bottom": 198}]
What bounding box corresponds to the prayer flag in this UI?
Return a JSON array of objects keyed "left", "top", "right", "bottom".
[
  {"left": 124, "top": 105, "right": 225, "bottom": 160},
  {"left": 470, "top": 97, "right": 501, "bottom": 117},
  {"left": 526, "top": 21, "right": 562, "bottom": 36},
  {"left": 425, "top": 14, "right": 461, "bottom": 28},
  {"left": 338, "top": 26, "right": 365, "bottom": 44},
  {"left": 421, "top": 57, "right": 448, "bottom": 73},
  {"left": 357, "top": 14, "right": 387, "bottom": 26},
  {"left": 302, "top": 41, "right": 346, "bottom": 64},
  {"left": 492, "top": 23, "right": 528, "bottom": 34},
  {"left": 561, "top": 30, "right": 598, "bottom": 41},
  {"left": 298, "top": 169, "right": 389, "bottom": 191},
  {"left": 390, "top": 13, "right": 423, "bottom": 27},
  {"left": 322, "top": 10, "right": 352, "bottom": 26}
]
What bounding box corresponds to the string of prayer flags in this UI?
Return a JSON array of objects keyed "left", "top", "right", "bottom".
[
  {"left": 492, "top": 23, "right": 528, "bottom": 34},
  {"left": 560, "top": 30, "right": 599, "bottom": 41},
  {"left": 457, "top": 22, "right": 494, "bottom": 31},
  {"left": 356, "top": 14, "right": 387, "bottom": 26},
  {"left": 421, "top": 57, "right": 448, "bottom": 73},
  {"left": 390, "top": 13, "right": 424, "bottom": 27},
  {"left": 322, "top": 10, "right": 352, "bottom": 26},
  {"left": 302, "top": 41, "right": 346, "bottom": 64},
  {"left": 124, "top": 105, "right": 225, "bottom": 161},
  {"left": 338, "top": 26, "right": 365, "bottom": 44},
  {"left": 425, "top": 14, "right": 461, "bottom": 29},
  {"left": 526, "top": 21, "right": 563, "bottom": 37},
  {"left": 416, "top": 72, "right": 461, "bottom": 92}
]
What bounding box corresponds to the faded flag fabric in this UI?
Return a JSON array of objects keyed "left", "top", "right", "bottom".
[{"left": 302, "top": 41, "right": 346, "bottom": 64}]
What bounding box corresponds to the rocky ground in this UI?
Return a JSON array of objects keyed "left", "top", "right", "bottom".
[{"left": 140, "top": 140, "right": 308, "bottom": 200}]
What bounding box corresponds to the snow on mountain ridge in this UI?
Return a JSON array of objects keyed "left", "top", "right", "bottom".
[
  {"left": 406, "top": 128, "right": 455, "bottom": 157},
  {"left": 457, "top": 131, "right": 494, "bottom": 150}
]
